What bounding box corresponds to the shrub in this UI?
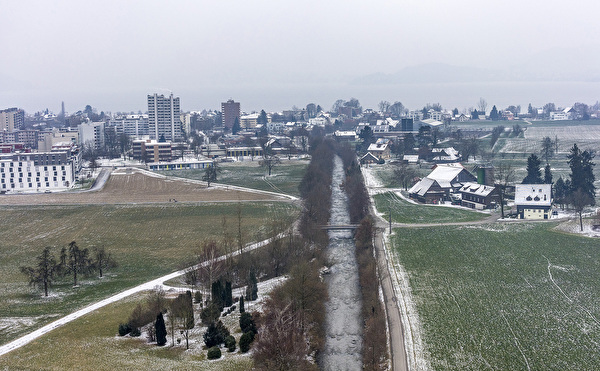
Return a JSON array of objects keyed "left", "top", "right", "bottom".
[
  {"left": 239, "top": 312, "right": 256, "bottom": 335},
  {"left": 207, "top": 346, "right": 222, "bottom": 360},
  {"left": 194, "top": 291, "right": 202, "bottom": 304},
  {"left": 203, "top": 320, "right": 229, "bottom": 348},
  {"left": 118, "top": 323, "right": 132, "bottom": 336},
  {"left": 130, "top": 327, "right": 141, "bottom": 337},
  {"left": 239, "top": 296, "right": 245, "bottom": 313},
  {"left": 201, "top": 303, "right": 221, "bottom": 325},
  {"left": 225, "top": 335, "right": 236, "bottom": 352},
  {"left": 239, "top": 331, "right": 254, "bottom": 353}
]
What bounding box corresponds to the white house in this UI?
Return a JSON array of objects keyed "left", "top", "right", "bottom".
[{"left": 515, "top": 184, "right": 552, "bottom": 219}]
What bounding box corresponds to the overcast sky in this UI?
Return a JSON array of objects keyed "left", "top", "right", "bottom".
[{"left": 1, "top": 0, "right": 599, "bottom": 113}]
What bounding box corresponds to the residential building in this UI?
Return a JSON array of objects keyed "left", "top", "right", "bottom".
[
  {"left": 240, "top": 113, "right": 259, "bottom": 128},
  {"left": 221, "top": 99, "right": 241, "bottom": 129},
  {"left": 0, "top": 108, "right": 25, "bottom": 132},
  {"left": 0, "top": 150, "right": 79, "bottom": 193},
  {"left": 515, "top": 184, "right": 553, "bottom": 219},
  {"left": 431, "top": 147, "right": 460, "bottom": 163},
  {"left": 0, "top": 130, "right": 39, "bottom": 149},
  {"left": 78, "top": 121, "right": 105, "bottom": 150},
  {"left": 409, "top": 163, "right": 477, "bottom": 203},
  {"left": 132, "top": 139, "right": 172, "bottom": 162},
  {"left": 459, "top": 182, "right": 499, "bottom": 209},
  {"left": 38, "top": 129, "right": 78, "bottom": 152},
  {"left": 367, "top": 139, "right": 392, "bottom": 160},
  {"left": 148, "top": 93, "right": 182, "bottom": 141},
  {"left": 111, "top": 114, "right": 149, "bottom": 138}
]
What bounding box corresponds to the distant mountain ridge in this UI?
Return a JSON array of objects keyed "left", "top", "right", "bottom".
[{"left": 352, "top": 48, "right": 600, "bottom": 84}]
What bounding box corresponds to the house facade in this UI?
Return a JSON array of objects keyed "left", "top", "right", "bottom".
[
  {"left": 459, "top": 182, "right": 499, "bottom": 209},
  {"left": 515, "top": 184, "right": 552, "bottom": 219},
  {"left": 408, "top": 163, "right": 477, "bottom": 203}
]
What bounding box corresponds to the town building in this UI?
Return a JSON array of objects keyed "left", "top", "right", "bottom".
[
  {"left": 111, "top": 114, "right": 149, "bottom": 138},
  {"left": 0, "top": 150, "right": 79, "bottom": 193},
  {"left": 78, "top": 121, "right": 105, "bottom": 150},
  {"left": 148, "top": 93, "right": 182, "bottom": 142},
  {"left": 132, "top": 139, "right": 172, "bottom": 162},
  {"left": 515, "top": 184, "right": 553, "bottom": 219},
  {"left": 0, "top": 130, "right": 39, "bottom": 149},
  {"left": 0, "top": 108, "right": 25, "bottom": 132},
  {"left": 408, "top": 163, "right": 477, "bottom": 203},
  {"left": 459, "top": 182, "right": 499, "bottom": 209},
  {"left": 221, "top": 99, "right": 241, "bottom": 129},
  {"left": 38, "top": 129, "right": 78, "bottom": 152},
  {"left": 367, "top": 138, "right": 392, "bottom": 160}
]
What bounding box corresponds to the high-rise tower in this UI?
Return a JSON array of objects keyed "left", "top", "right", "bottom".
[
  {"left": 221, "top": 99, "right": 240, "bottom": 129},
  {"left": 147, "top": 93, "right": 182, "bottom": 142}
]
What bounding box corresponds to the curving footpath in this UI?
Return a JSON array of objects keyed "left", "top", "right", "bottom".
[
  {"left": 0, "top": 166, "right": 295, "bottom": 358},
  {"left": 0, "top": 234, "right": 279, "bottom": 357}
]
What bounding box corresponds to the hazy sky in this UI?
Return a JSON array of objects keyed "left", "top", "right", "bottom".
[{"left": 1, "top": 0, "right": 599, "bottom": 113}]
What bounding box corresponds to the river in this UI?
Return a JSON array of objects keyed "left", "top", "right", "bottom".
[{"left": 321, "top": 155, "right": 363, "bottom": 370}]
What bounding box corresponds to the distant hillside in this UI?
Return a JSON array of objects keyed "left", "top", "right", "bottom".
[{"left": 352, "top": 47, "right": 600, "bottom": 84}]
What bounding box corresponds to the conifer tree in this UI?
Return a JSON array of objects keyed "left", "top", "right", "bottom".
[{"left": 155, "top": 312, "right": 167, "bottom": 346}]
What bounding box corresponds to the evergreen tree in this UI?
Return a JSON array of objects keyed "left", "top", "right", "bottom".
[
  {"left": 567, "top": 143, "right": 596, "bottom": 205},
  {"left": 155, "top": 312, "right": 167, "bottom": 346},
  {"left": 554, "top": 177, "right": 567, "bottom": 209},
  {"left": 544, "top": 164, "right": 553, "bottom": 184},
  {"left": 239, "top": 296, "right": 245, "bottom": 313},
  {"left": 225, "top": 281, "right": 233, "bottom": 307},
  {"left": 211, "top": 280, "right": 224, "bottom": 310},
  {"left": 522, "top": 154, "right": 543, "bottom": 184},
  {"left": 489, "top": 105, "right": 500, "bottom": 121},
  {"left": 245, "top": 271, "right": 258, "bottom": 301},
  {"left": 232, "top": 117, "right": 241, "bottom": 134}
]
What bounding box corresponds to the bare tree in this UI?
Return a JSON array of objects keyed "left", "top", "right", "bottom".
[
  {"left": 196, "top": 240, "right": 225, "bottom": 302},
  {"left": 570, "top": 188, "right": 594, "bottom": 231},
  {"left": 92, "top": 246, "right": 117, "bottom": 278},
  {"left": 478, "top": 98, "right": 488, "bottom": 115},
  {"left": 60, "top": 241, "right": 92, "bottom": 286},
  {"left": 260, "top": 154, "right": 281, "bottom": 176},
  {"left": 20, "top": 247, "right": 59, "bottom": 297},
  {"left": 378, "top": 100, "right": 391, "bottom": 113},
  {"left": 494, "top": 163, "right": 516, "bottom": 218}
]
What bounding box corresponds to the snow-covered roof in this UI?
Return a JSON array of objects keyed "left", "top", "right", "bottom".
[
  {"left": 515, "top": 184, "right": 552, "bottom": 206},
  {"left": 427, "top": 163, "right": 471, "bottom": 188},
  {"left": 408, "top": 177, "right": 437, "bottom": 196},
  {"left": 368, "top": 142, "right": 388, "bottom": 152},
  {"left": 459, "top": 182, "right": 496, "bottom": 197},
  {"left": 421, "top": 118, "right": 444, "bottom": 127},
  {"left": 403, "top": 154, "right": 419, "bottom": 163}
]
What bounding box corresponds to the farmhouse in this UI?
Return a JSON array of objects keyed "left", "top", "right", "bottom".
[
  {"left": 367, "top": 139, "right": 392, "bottom": 160},
  {"left": 408, "top": 163, "right": 476, "bottom": 203},
  {"left": 431, "top": 147, "right": 460, "bottom": 163},
  {"left": 515, "top": 184, "right": 552, "bottom": 219},
  {"left": 459, "top": 182, "right": 499, "bottom": 210}
]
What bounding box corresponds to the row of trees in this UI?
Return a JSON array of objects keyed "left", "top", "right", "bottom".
[
  {"left": 338, "top": 143, "right": 388, "bottom": 370},
  {"left": 21, "top": 243, "right": 116, "bottom": 296}
]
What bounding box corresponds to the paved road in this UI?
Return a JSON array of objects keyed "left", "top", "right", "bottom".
[{"left": 372, "top": 213, "right": 409, "bottom": 371}]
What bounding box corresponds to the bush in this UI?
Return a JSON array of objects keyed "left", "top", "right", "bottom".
[
  {"left": 239, "top": 331, "right": 254, "bottom": 353},
  {"left": 225, "top": 335, "right": 236, "bottom": 352},
  {"left": 201, "top": 303, "right": 221, "bottom": 325},
  {"left": 207, "top": 346, "right": 222, "bottom": 360},
  {"left": 130, "top": 327, "right": 141, "bottom": 337},
  {"left": 203, "top": 320, "right": 229, "bottom": 348},
  {"left": 118, "top": 323, "right": 132, "bottom": 336},
  {"left": 239, "top": 312, "right": 256, "bottom": 335},
  {"left": 194, "top": 291, "right": 202, "bottom": 304}
]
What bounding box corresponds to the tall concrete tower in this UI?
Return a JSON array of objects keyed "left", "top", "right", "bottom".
[
  {"left": 147, "top": 93, "right": 182, "bottom": 142},
  {"left": 221, "top": 99, "right": 240, "bottom": 129}
]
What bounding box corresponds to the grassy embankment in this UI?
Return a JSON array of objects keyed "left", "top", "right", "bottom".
[
  {"left": 0, "top": 203, "right": 295, "bottom": 346},
  {"left": 0, "top": 292, "right": 253, "bottom": 370},
  {"left": 159, "top": 160, "right": 308, "bottom": 197},
  {"left": 373, "top": 192, "right": 488, "bottom": 224},
  {"left": 391, "top": 222, "right": 600, "bottom": 370}
]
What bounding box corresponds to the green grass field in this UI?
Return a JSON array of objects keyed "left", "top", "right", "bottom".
[
  {"left": 0, "top": 203, "right": 295, "bottom": 346},
  {"left": 391, "top": 223, "right": 600, "bottom": 370},
  {"left": 373, "top": 192, "right": 488, "bottom": 224},
  {"left": 0, "top": 292, "right": 253, "bottom": 370},
  {"left": 158, "top": 160, "right": 308, "bottom": 197}
]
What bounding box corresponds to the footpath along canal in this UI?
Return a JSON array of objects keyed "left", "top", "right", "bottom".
[{"left": 321, "top": 155, "right": 362, "bottom": 370}]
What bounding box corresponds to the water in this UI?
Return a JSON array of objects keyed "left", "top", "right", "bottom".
[{"left": 321, "top": 155, "right": 362, "bottom": 370}]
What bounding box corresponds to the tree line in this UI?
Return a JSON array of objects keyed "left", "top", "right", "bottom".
[{"left": 20, "top": 242, "right": 117, "bottom": 297}]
